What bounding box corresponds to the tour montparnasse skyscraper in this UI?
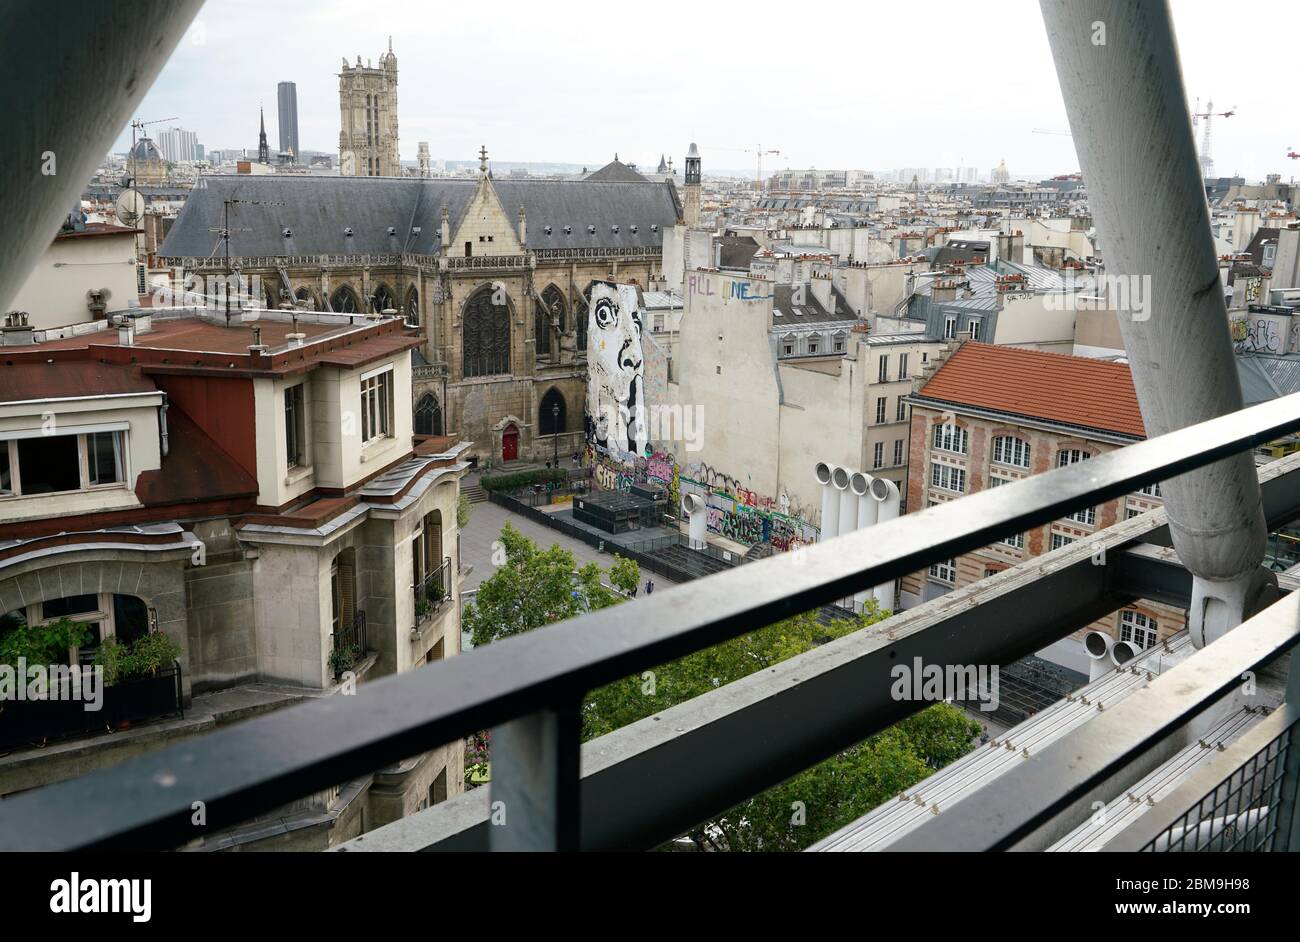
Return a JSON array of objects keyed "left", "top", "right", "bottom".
[{"left": 277, "top": 80, "right": 299, "bottom": 162}]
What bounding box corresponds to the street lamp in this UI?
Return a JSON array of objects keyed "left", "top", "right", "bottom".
[{"left": 551, "top": 401, "right": 560, "bottom": 469}]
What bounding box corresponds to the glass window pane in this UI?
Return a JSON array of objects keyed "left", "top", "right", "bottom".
[
  {"left": 17, "top": 435, "right": 80, "bottom": 493},
  {"left": 42, "top": 594, "right": 100, "bottom": 619},
  {"left": 88, "top": 431, "right": 122, "bottom": 485}
]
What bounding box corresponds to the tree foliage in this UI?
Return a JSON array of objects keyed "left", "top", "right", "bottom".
[
  {"left": 463, "top": 523, "right": 633, "bottom": 648},
  {"left": 466, "top": 525, "right": 982, "bottom": 850}
]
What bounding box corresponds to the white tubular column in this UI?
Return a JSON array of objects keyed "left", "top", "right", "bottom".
[
  {"left": 681, "top": 493, "right": 707, "bottom": 549},
  {"left": 1041, "top": 0, "right": 1274, "bottom": 648},
  {"left": 871, "top": 477, "right": 900, "bottom": 611},
  {"left": 815, "top": 462, "right": 840, "bottom": 541},
  {"left": 851, "top": 472, "right": 878, "bottom": 611},
  {"left": 834, "top": 466, "right": 858, "bottom": 538},
  {"left": 1084, "top": 630, "right": 1114, "bottom": 682}
]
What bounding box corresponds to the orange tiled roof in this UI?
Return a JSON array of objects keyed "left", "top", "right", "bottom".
[{"left": 913, "top": 342, "right": 1146, "bottom": 439}]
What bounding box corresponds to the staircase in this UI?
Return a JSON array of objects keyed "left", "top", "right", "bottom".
[{"left": 461, "top": 480, "right": 487, "bottom": 504}]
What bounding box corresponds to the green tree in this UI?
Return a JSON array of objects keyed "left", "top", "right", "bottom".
[
  {"left": 0, "top": 616, "right": 92, "bottom": 668},
  {"left": 468, "top": 526, "right": 981, "bottom": 850},
  {"left": 463, "top": 523, "right": 634, "bottom": 647}
]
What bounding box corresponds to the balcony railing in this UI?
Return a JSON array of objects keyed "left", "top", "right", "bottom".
[
  {"left": 3, "top": 393, "right": 1300, "bottom": 850},
  {"left": 0, "top": 662, "right": 184, "bottom": 752},
  {"left": 415, "top": 558, "right": 453, "bottom": 623},
  {"left": 333, "top": 611, "right": 368, "bottom": 660}
]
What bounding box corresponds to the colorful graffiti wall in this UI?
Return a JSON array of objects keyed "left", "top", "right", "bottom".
[{"left": 584, "top": 443, "right": 818, "bottom": 551}]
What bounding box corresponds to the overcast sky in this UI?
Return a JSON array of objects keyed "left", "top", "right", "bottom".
[{"left": 115, "top": 0, "right": 1292, "bottom": 181}]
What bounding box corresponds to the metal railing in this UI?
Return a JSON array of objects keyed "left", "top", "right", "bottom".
[
  {"left": 0, "top": 662, "right": 184, "bottom": 751},
  {"left": 333, "top": 610, "right": 368, "bottom": 658},
  {"left": 415, "top": 558, "right": 453, "bottom": 622},
  {"left": 5, "top": 393, "right": 1300, "bottom": 850}
]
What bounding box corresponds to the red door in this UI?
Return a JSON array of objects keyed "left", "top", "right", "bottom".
[{"left": 502, "top": 425, "right": 519, "bottom": 461}]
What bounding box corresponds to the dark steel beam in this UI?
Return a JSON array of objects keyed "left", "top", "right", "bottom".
[{"left": 3, "top": 403, "right": 1300, "bottom": 851}]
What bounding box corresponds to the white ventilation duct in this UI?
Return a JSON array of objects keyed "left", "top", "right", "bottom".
[
  {"left": 833, "top": 466, "right": 857, "bottom": 537},
  {"left": 871, "top": 477, "right": 900, "bottom": 611},
  {"left": 815, "top": 462, "right": 840, "bottom": 540},
  {"left": 1110, "top": 639, "right": 1138, "bottom": 670},
  {"left": 851, "top": 472, "right": 878, "bottom": 611},
  {"left": 1084, "top": 630, "right": 1114, "bottom": 682},
  {"left": 681, "top": 493, "right": 707, "bottom": 550}
]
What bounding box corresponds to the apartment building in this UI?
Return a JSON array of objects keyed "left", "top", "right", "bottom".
[
  {"left": 669, "top": 268, "right": 944, "bottom": 546},
  {"left": 899, "top": 342, "right": 1178, "bottom": 675},
  {"left": 0, "top": 305, "right": 468, "bottom": 847}
]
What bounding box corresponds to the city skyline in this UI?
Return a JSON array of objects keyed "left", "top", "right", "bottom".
[{"left": 111, "top": 0, "right": 1295, "bottom": 182}]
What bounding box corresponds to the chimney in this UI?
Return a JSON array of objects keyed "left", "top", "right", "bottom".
[{"left": 1, "top": 311, "right": 34, "bottom": 345}]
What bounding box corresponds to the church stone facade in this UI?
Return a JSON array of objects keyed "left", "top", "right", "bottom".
[
  {"left": 158, "top": 152, "right": 685, "bottom": 466},
  {"left": 338, "top": 40, "right": 400, "bottom": 177}
]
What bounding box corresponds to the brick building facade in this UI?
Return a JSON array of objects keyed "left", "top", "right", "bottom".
[{"left": 900, "top": 342, "right": 1181, "bottom": 667}]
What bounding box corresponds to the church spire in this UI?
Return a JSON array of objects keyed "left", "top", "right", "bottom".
[{"left": 258, "top": 104, "right": 269, "bottom": 163}]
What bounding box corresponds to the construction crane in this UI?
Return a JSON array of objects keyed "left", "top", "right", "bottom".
[
  {"left": 703, "top": 144, "right": 783, "bottom": 189},
  {"left": 1190, "top": 99, "right": 1235, "bottom": 177},
  {"left": 1032, "top": 128, "right": 1073, "bottom": 136}
]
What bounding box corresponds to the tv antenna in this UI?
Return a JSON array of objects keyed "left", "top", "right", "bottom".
[{"left": 207, "top": 196, "right": 284, "bottom": 320}]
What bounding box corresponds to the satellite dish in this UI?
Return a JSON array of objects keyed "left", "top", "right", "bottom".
[{"left": 115, "top": 188, "right": 145, "bottom": 228}]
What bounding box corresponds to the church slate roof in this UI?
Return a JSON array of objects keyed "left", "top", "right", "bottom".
[
  {"left": 584, "top": 159, "right": 651, "bottom": 183},
  {"left": 159, "top": 174, "right": 681, "bottom": 258}
]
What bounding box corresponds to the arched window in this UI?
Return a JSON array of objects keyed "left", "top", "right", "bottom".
[
  {"left": 329, "top": 285, "right": 359, "bottom": 314},
  {"left": 536, "top": 284, "right": 565, "bottom": 357},
  {"left": 414, "top": 392, "right": 443, "bottom": 436},
  {"left": 575, "top": 285, "right": 591, "bottom": 354},
  {"left": 539, "top": 388, "right": 566, "bottom": 435},
  {"left": 991, "top": 435, "right": 1030, "bottom": 468},
  {"left": 372, "top": 284, "right": 395, "bottom": 314},
  {"left": 462, "top": 286, "right": 510, "bottom": 377},
  {"left": 405, "top": 286, "right": 419, "bottom": 327}
]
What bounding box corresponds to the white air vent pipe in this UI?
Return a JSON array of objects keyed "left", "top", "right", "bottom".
[
  {"left": 681, "top": 493, "right": 707, "bottom": 549},
  {"left": 871, "top": 477, "right": 900, "bottom": 612},
  {"left": 851, "top": 472, "right": 877, "bottom": 610},
  {"left": 815, "top": 462, "right": 840, "bottom": 540},
  {"left": 833, "top": 466, "right": 857, "bottom": 538},
  {"left": 1084, "top": 630, "right": 1114, "bottom": 682},
  {"left": 1110, "top": 639, "right": 1138, "bottom": 669}
]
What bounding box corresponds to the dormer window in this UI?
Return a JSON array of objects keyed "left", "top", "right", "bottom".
[
  {"left": 0, "top": 429, "right": 126, "bottom": 498},
  {"left": 587, "top": 225, "right": 596, "bottom": 234}
]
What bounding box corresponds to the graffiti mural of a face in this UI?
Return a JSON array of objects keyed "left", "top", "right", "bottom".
[{"left": 586, "top": 282, "right": 647, "bottom": 461}]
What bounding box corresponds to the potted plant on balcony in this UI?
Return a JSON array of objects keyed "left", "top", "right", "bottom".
[
  {"left": 103, "top": 631, "right": 182, "bottom": 731},
  {"left": 415, "top": 596, "right": 432, "bottom": 620},
  {"left": 426, "top": 581, "right": 445, "bottom": 608},
  {"left": 329, "top": 644, "right": 358, "bottom": 682}
]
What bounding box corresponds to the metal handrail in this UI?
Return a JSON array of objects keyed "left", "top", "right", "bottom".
[
  {"left": 415, "top": 558, "right": 453, "bottom": 619},
  {"left": 4, "top": 391, "right": 1300, "bottom": 850}
]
